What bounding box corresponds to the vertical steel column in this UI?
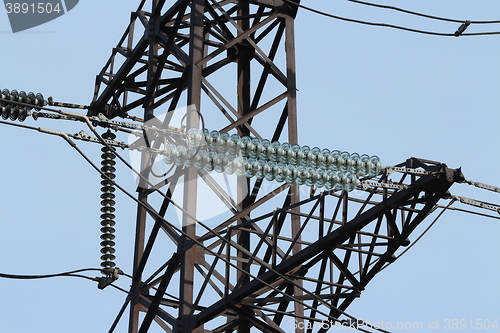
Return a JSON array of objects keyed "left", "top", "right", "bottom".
[
  {"left": 178, "top": 1, "right": 204, "bottom": 332},
  {"left": 236, "top": 2, "right": 252, "bottom": 333},
  {"left": 129, "top": 1, "right": 160, "bottom": 332},
  {"left": 129, "top": 190, "right": 147, "bottom": 333},
  {"left": 283, "top": 4, "right": 304, "bottom": 332}
]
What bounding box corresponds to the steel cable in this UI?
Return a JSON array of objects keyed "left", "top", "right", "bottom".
[
  {"left": 282, "top": 0, "right": 500, "bottom": 37},
  {"left": 345, "top": 0, "right": 500, "bottom": 24}
]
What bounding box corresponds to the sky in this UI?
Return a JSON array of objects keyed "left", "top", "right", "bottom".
[{"left": 0, "top": 1, "right": 499, "bottom": 332}]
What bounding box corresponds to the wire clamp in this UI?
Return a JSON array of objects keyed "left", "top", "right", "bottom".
[
  {"left": 455, "top": 20, "right": 470, "bottom": 36},
  {"left": 97, "top": 268, "right": 123, "bottom": 290}
]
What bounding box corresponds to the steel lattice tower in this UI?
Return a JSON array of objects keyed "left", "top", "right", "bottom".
[{"left": 87, "top": 1, "right": 465, "bottom": 332}]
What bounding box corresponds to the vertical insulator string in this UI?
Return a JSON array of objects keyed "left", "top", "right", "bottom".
[{"left": 100, "top": 130, "right": 117, "bottom": 275}]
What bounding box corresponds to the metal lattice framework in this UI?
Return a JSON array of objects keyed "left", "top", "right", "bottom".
[{"left": 87, "top": 1, "right": 465, "bottom": 332}]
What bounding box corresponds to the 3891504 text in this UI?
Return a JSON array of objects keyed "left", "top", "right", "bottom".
[
  {"left": 439, "top": 319, "right": 499, "bottom": 330},
  {"left": 5, "top": 3, "right": 62, "bottom": 14}
]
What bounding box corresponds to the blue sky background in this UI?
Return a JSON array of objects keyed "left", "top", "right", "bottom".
[{"left": 0, "top": 1, "right": 499, "bottom": 332}]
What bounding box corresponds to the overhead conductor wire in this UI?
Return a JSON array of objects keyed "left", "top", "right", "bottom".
[
  {"left": 0, "top": 268, "right": 128, "bottom": 293},
  {"left": 0, "top": 268, "right": 102, "bottom": 280},
  {"left": 282, "top": 0, "right": 500, "bottom": 36},
  {"left": 345, "top": 0, "right": 500, "bottom": 24}
]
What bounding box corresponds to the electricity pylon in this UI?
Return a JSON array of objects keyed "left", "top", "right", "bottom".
[{"left": 87, "top": 1, "right": 465, "bottom": 332}]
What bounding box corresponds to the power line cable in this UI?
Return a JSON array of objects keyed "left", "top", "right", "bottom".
[
  {"left": 345, "top": 0, "right": 500, "bottom": 24},
  {"left": 0, "top": 268, "right": 101, "bottom": 280},
  {"left": 0, "top": 268, "right": 129, "bottom": 293},
  {"left": 435, "top": 204, "right": 500, "bottom": 220},
  {"left": 282, "top": 0, "right": 500, "bottom": 36}
]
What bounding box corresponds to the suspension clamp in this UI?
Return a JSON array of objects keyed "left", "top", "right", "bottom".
[{"left": 97, "top": 268, "right": 123, "bottom": 290}]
